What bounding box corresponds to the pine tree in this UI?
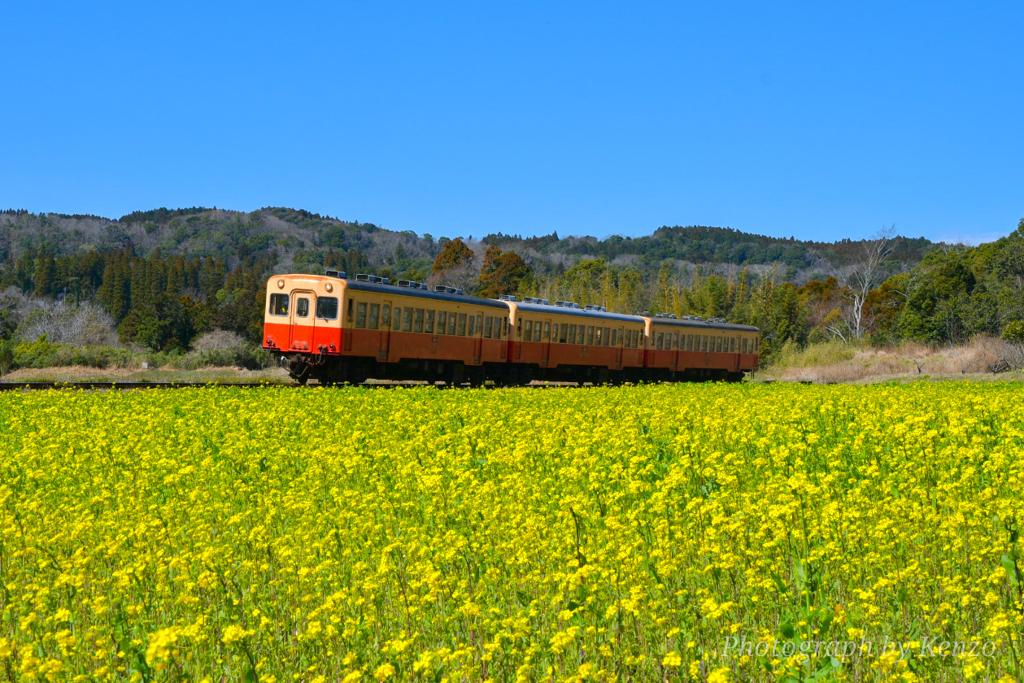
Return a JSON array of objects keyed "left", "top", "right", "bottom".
[{"left": 34, "top": 248, "right": 57, "bottom": 297}]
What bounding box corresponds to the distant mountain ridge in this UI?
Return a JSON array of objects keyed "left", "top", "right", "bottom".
[{"left": 0, "top": 207, "right": 939, "bottom": 282}]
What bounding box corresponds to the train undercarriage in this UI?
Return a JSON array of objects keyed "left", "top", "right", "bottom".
[{"left": 283, "top": 353, "right": 746, "bottom": 386}]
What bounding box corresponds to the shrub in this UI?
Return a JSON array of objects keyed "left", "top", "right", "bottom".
[{"left": 1002, "top": 320, "right": 1024, "bottom": 344}]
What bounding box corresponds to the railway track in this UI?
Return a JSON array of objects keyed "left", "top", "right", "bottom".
[{"left": 0, "top": 380, "right": 585, "bottom": 392}]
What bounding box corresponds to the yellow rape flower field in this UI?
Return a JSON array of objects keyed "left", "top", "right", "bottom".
[{"left": 1, "top": 383, "right": 1023, "bottom": 683}]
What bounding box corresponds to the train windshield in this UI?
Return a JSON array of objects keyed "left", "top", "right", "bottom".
[
  {"left": 316, "top": 297, "right": 338, "bottom": 320},
  {"left": 269, "top": 293, "right": 289, "bottom": 316}
]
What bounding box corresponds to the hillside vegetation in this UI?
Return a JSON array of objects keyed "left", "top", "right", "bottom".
[{"left": 1, "top": 207, "right": 1022, "bottom": 379}]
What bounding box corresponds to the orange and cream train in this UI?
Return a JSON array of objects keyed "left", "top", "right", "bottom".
[{"left": 263, "top": 271, "right": 760, "bottom": 385}]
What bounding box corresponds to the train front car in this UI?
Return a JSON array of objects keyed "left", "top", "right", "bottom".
[
  {"left": 263, "top": 273, "right": 346, "bottom": 383},
  {"left": 643, "top": 314, "right": 759, "bottom": 382},
  {"left": 264, "top": 271, "right": 512, "bottom": 385}
]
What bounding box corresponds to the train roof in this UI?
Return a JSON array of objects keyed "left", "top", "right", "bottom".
[
  {"left": 512, "top": 300, "right": 643, "bottom": 324},
  {"left": 648, "top": 317, "right": 759, "bottom": 333},
  {"left": 270, "top": 273, "right": 759, "bottom": 332},
  {"left": 341, "top": 278, "right": 510, "bottom": 309}
]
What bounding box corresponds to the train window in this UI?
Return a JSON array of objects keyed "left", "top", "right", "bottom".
[
  {"left": 717, "top": 337, "right": 724, "bottom": 352},
  {"left": 524, "top": 320, "right": 533, "bottom": 340},
  {"left": 403, "top": 308, "right": 413, "bottom": 332},
  {"left": 393, "top": 307, "right": 401, "bottom": 329},
  {"left": 477, "top": 314, "right": 483, "bottom": 336},
  {"left": 559, "top": 324, "right": 568, "bottom": 344},
  {"left": 484, "top": 316, "right": 493, "bottom": 339},
  {"left": 568, "top": 324, "right": 576, "bottom": 344},
  {"left": 730, "top": 337, "right": 736, "bottom": 352},
  {"left": 346, "top": 298, "right": 354, "bottom": 322},
  {"left": 437, "top": 311, "right": 447, "bottom": 334},
  {"left": 672, "top": 332, "right": 679, "bottom": 350},
  {"left": 296, "top": 297, "right": 310, "bottom": 318},
  {"left": 269, "top": 293, "right": 289, "bottom": 316},
  {"left": 457, "top": 313, "right": 467, "bottom": 336},
  {"left": 585, "top": 326, "right": 593, "bottom": 345},
  {"left": 686, "top": 334, "right": 693, "bottom": 351},
  {"left": 317, "top": 297, "right": 339, "bottom": 320},
  {"left": 530, "top": 321, "right": 539, "bottom": 342},
  {"left": 742, "top": 338, "right": 748, "bottom": 354},
  {"left": 448, "top": 313, "right": 457, "bottom": 336},
  {"left": 355, "top": 302, "right": 367, "bottom": 328},
  {"left": 755, "top": 337, "right": 759, "bottom": 354},
  {"left": 542, "top": 322, "right": 550, "bottom": 340},
  {"left": 610, "top": 329, "right": 617, "bottom": 347},
  {"left": 601, "top": 327, "right": 609, "bottom": 346},
  {"left": 425, "top": 309, "right": 435, "bottom": 334},
  {"left": 369, "top": 303, "right": 380, "bottom": 329},
  {"left": 382, "top": 304, "right": 391, "bottom": 327},
  {"left": 468, "top": 314, "right": 475, "bottom": 337},
  {"left": 701, "top": 335, "right": 708, "bottom": 352},
  {"left": 655, "top": 332, "right": 663, "bottom": 350},
  {"left": 414, "top": 308, "right": 424, "bottom": 333}
]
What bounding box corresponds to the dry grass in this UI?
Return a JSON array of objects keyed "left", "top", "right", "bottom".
[
  {"left": 0, "top": 365, "right": 292, "bottom": 384},
  {"left": 761, "top": 336, "right": 1024, "bottom": 384}
]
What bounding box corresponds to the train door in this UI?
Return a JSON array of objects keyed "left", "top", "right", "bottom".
[
  {"left": 614, "top": 326, "right": 624, "bottom": 368},
  {"left": 671, "top": 331, "right": 679, "bottom": 372},
  {"left": 288, "top": 289, "right": 316, "bottom": 351},
  {"left": 473, "top": 312, "right": 484, "bottom": 364},
  {"left": 515, "top": 317, "right": 523, "bottom": 360},
  {"left": 541, "top": 318, "right": 552, "bottom": 366},
  {"left": 379, "top": 299, "right": 392, "bottom": 360},
  {"left": 498, "top": 316, "right": 507, "bottom": 360}
]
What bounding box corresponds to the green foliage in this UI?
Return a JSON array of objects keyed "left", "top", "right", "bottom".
[
  {"left": 767, "top": 339, "right": 857, "bottom": 370},
  {"left": 11, "top": 337, "right": 136, "bottom": 369},
  {"left": 3, "top": 336, "right": 271, "bottom": 373},
  {"left": 1002, "top": 320, "right": 1024, "bottom": 344}
]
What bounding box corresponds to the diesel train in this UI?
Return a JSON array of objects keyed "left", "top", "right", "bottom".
[{"left": 263, "top": 271, "right": 759, "bottom": 385}]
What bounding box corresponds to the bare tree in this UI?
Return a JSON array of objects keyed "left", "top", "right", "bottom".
[
  {"left": 18, "top": 299, "right": 118, "bottom": 346},
  {"left": 837, "top": 226, "right": 897, "bottom": 341}
]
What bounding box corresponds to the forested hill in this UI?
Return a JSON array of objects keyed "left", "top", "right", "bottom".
[
  {"left": 0, "top": 207, "right": 937, "bottom": 281},
  {"left": 484, "top": 226, "right": 935, "bottom": 277}
]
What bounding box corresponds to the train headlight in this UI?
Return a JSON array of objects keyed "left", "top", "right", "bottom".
[
  {"left": 325, "top": 282, "right": 333, "bottom": 292},
  {"left": 276, "top": 279, "right": 285, "bottom": 288}
]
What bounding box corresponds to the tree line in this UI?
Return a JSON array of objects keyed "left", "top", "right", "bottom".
[{"left": 2, "top": 217, "right": 1022, "bottom": 367}]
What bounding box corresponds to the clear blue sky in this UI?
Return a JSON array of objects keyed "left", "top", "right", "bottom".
[{"left": 2, "top": 1, "right": 1022, "bottom": 244}]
